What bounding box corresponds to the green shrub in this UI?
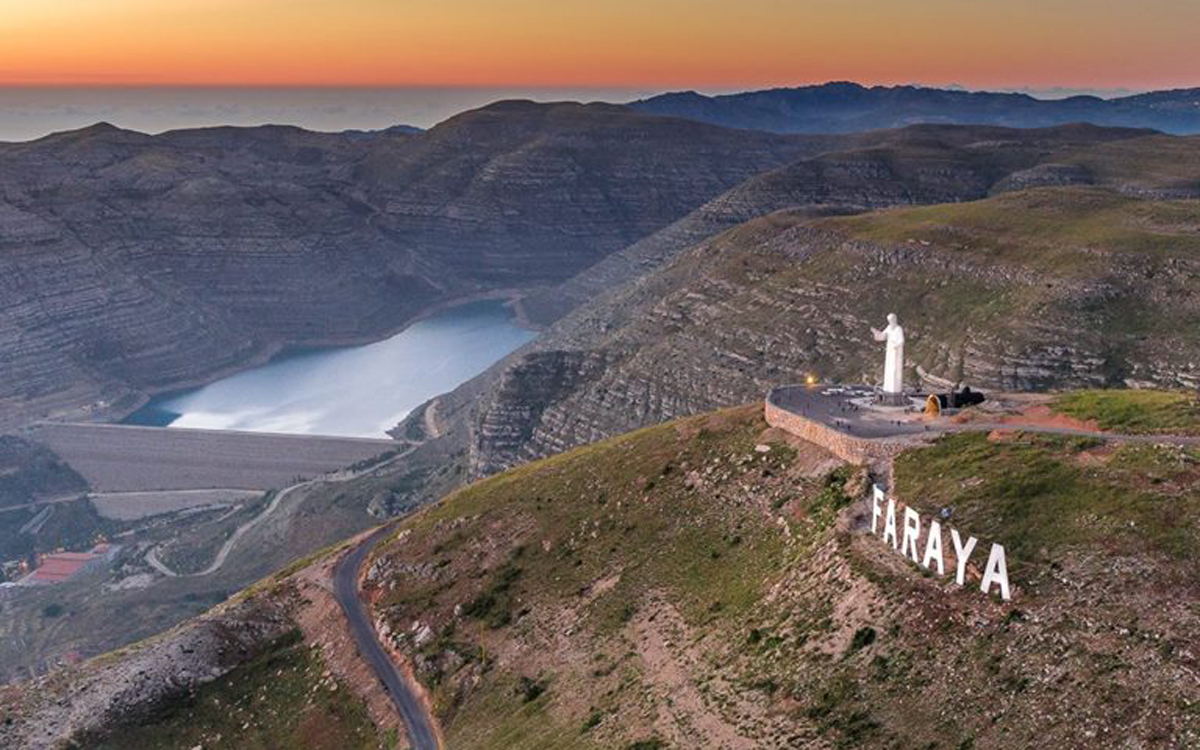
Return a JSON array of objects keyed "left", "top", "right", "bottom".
[
  {"left": 518, "top": 676, "right": 546, "bottom": 703},
  {"left": 848, "top": 627, "right": 877, "bottom": 653}
]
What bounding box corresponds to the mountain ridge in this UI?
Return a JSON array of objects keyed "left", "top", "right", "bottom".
[{"left": 630, "top": 81, "right": 1200, "bottom": 134}]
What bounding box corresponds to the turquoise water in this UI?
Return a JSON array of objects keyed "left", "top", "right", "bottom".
[{"left": 123, "top": 300, "right": 534, "bottom": 438}]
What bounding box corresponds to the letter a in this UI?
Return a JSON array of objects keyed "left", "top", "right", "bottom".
[
  {"left": 872, "top": 485, "right": 884, "bottom": 534},
  {"left": 950, "top": 529, "right": 977, "bottom": 587},
  {"left": 901, "top": 507, "right": 921, "bottom": 563},
  {"left": 883, "top": 499, "right": 898, "bottom": 549},
  {"left": 922, "top": 520, "right": 945, "bottom": 576},
  {"left": 980, "top": 543, "right": 1011, "bottom": 601}
]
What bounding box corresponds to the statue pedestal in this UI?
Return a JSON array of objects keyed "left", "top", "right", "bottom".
[{"left": 875, "top": 391, "right": 908, "bottom": 407}]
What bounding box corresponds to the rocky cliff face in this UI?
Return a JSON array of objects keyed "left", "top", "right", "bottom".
[
  {"left": 417, "top": 128, "right": 1199, "bottom": 475},
  {"left": 515, "top": 123, "right": 1154, "bottom": 326},
  {"left": 0, "top": 102, "right": 824, "bottom": 428}
]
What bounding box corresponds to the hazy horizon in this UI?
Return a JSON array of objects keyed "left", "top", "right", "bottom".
[
  {"left": 0, "top": 82, "right": 1164, "bottom": 143},
  {"left": 0, "top": 85, "right": 662, "bottom": 142}
]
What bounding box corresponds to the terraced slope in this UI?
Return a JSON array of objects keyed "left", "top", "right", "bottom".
[
  {"left": 516, "top": 123, "right": 1156, "bottom": 326},
  {"left": 417, "top": 134, "right": 1200, "bottom": 473},
  {"left": 0, "top": 102, "right": 824, "bottom": 429}
]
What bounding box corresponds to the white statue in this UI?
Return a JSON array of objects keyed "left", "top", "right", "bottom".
[{"left": 871, "top": 313, "right": 905, "bottom": 396}]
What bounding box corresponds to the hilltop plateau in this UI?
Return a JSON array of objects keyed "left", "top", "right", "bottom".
[{"left": 363, "top": 402, "right": 1200, "bottom": 748}]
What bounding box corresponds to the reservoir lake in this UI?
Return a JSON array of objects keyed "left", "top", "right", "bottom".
[{"left": 123, "top": 300, "right": 534, "bottom": 438}]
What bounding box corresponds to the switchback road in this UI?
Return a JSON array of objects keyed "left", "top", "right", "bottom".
[{"left": 145, "top": 446, "right": 416, "bottom": 577}]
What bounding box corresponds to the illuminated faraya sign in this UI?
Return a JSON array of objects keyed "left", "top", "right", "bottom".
[{"left": 871, "top": 485, "right": 1010, "bottom": 601}]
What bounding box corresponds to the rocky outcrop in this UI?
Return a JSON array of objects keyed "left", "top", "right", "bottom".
[
  {"left": 470, "top": 350, "right": 610, "bottom": 475},
  {"left": 0, "top": 595, "right": 294, "bottom": 750},
  {"left": 989, "top": 163, "right": 1094, "bottom": 193}
]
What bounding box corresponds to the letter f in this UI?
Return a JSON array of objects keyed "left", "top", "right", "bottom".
[{"left": 872, "top": 485, "right": 884, "bottom": 534}]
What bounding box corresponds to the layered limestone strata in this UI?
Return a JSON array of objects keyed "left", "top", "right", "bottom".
[
  {"left": 426, "top": 181, "right": 1200, "bottom": 476},
  {"left": 0, "top": 103, "right": 820, "bottom": 428}
]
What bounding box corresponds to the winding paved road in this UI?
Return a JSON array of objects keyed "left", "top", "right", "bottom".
[
  {"left": 334, "top": 527, "right": 440, "bottom": 750},
  {"left": 145, "top": 446, "right": 416, "bottom": 577}
]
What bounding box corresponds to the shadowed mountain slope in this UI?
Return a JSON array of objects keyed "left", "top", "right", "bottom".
[
  {"left": 0, "top": 101, "right": 831, "bottom": 428},
  {"left": 631, "top": 82, "right": 1200, "bottom": 134},
  {"left": 516, "top": 122, "right": 1153, "bottom": 325}
]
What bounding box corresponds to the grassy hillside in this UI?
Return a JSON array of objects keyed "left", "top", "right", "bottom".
[
  {"left": 368, "top": 406, "right": 848, "bottom": 748},
  {"left": 367, "top": 404, "right": 1200, "bottom": 748},
  {"left": 1060, "top": 134, "right": 1200, "bottom": 193},
  {"left": 827, "top": 187, "right": 1200, "bottom": 262},
  {"left": 1052, "top": 389, "right": 1200, "bottom": 435}
]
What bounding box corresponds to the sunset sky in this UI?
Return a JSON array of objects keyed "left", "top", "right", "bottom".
[{"left": 2, "top": 0, "right": 1198, "bottom": 89}]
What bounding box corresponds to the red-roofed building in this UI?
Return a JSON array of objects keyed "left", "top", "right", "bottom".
[{"left": 21, "top": 543, "right": 118, "bottom": 585}]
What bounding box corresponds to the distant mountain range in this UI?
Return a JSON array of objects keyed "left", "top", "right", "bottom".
[{"left": 629, "top": 82, "right": 1200, "bottom": 134}]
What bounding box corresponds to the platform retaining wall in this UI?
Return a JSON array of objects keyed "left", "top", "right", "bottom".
[{"left": 764, "top": 387, "right": 923, "bottom": 469}]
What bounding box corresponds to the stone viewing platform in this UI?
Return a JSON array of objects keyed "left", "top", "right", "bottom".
[
  {"left": 764, "top": 384, "right": 933, "bottom": 468},
  {"left": 765, "top": 311, "right": 1200, "bottom": 471},
  {"left": 766, "top": 311, "right": 974, "bottom": 470},
  {"left": 766, "top": 384, "right": 1200, "bottom": 472}
]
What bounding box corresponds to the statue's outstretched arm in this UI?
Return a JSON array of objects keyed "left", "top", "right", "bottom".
[{"left": 871, "top": 327, "right": 886, "bottom": 341}]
